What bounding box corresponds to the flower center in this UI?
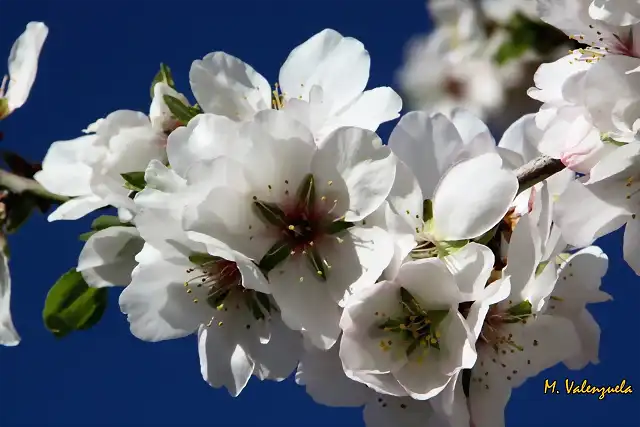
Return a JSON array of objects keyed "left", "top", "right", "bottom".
[
  {"left": 376, "top": 287, "right": 448, "bottom": 362},
  {"left": 271, "top": 82, "right": 286, "bottom": 110},
  {"left": 444, "top": 76, "right": 465, "bottom": 100},
  {"left": 184, "top": 254, "right": 274, "bottom": 323},
  {"left": 571, "top": 24, "right": 640, "bottom": 61},
  {"left": 253, "top": 174, "right": 353, "bottom": 281},
  {"left": 478, "top": 300, "right": 533, "bottom": 354}
]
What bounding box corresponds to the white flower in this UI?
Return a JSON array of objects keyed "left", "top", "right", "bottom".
[
  {"left": 339, "top": 243, "right": 494, "bottom": 401},
  {"left": 589, "top": 0, "right": 640, "bottom": 26},
  {"left": 464, "top": 216, "right": 581, "bottom": 427},
  {"left": 0, "top": 251, "right": 19, "bottom": 346},
  {"left": 397, "top": 26, "right": 506, "bottom": 120},
  {"left": 179, "top": 110, "right": 396, "bottom": 349},
  {"left": 528, "top": 53, "right": 617, "bottom": 173},
  {"left": 582, "top": 55, "right": 640, "bottom": 143},
  {"left": 120, "top": 155, "right": 302, "bottom": 396},
  {"left": 296, "top": 342, "right": 448, "bottom": 427},
  {"left": 120, "top": 240, "right": 301, "bottom": 397},
  {"left": 545, "top": 246, "right": 611, "bottom": 369},
  {"left": 189, "top": 28, "right": 401, "bottom": 142},
  {"left": 555, "top": 143, "right": 640, "bottom": 273},
  {"left": 0, "top": 22, "right": 48, "bottom": 119},
  {"left": 34, "top": 110, "right": 167, "bottom": 221},
  {"left": 385, "top": 111, "right": 518, "bottom": 265},
  {"left": 538, "top": 0, "right": 640, "bottom": 59},
  {"left": 77, "top": 226, "right": 144, "bottom": 288}
]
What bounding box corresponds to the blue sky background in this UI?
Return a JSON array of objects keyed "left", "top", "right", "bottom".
[{"left": 0, "top": 0, "right": 638, "bottom": 426}]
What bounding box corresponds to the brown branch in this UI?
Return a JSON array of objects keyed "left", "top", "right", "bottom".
[
  {"left": 515, "top": 155, "right": 566, "bottom": 194},
  {"left": 0, "top": 169, "right": 70, "bottom": 203}
]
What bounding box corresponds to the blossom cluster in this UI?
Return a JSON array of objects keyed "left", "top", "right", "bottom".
[
  {"left": 1, "top": 0, "right": 638, "bottom": 425},
  {"left": 397, "top": 0, "right": 572, "bottom": 134}
]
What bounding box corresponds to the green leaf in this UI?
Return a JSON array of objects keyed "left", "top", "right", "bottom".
[
  {"left": 325, "top": 220, "right": 354, "bottom": 235},
  {"left": 150, "top": 63, "right": 176, "bottom": 98},
  {"left": 4, "top": 195, "right": 37, "bottom": 234},
  {"left": 506, "top": 300, "right": 533, "bottom": 319},
  {"left": 399, "top": 287, "right": 423, "bottom": 316},
  {"left": 121, "top": 171, "right": 146, "bottom": 192},
  {"left": 253, "top": 200, "right": 289, "bottom": 228},
  {"left": 258, "top": 239, "right": 292, "bottom": 274},
  {"left": 163, "top": 95, "right": 199, "bottom": 125},
  {"left": 43, "top": 268, "right": 108, "bottom": 338}
]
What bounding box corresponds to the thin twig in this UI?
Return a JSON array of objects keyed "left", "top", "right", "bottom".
[
  {"left": 0, "top": 169, "right": 70, "bottom": 203},
  {"left": 515, "top": 155, "right": 566, "bottom": 194}
]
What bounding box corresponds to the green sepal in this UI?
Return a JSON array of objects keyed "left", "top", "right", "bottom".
[
  {"left": 600, "top": 133, "right": 626, "bottom": 147},
  {"left": 79, "top": 215, "right": 133, "bottom": 241},
  {"left": 43, "top": 268, "right": 108, "bottom": 338},
  {"left": 474, "top": 226, "right": 498, "bottom": 245},
  {"left": 121, "top": 171, "right": 146, "bottom": 192},
  {"left": 305, "top": 245, "right": 327, "bottom": 281},
  {"left": 189, "top": 252, "right": 215, "bottom": 266},
  {"left": 163, "top": 95, "right": 200, "bottom": 125},
  {"left": 535, "top": 261, "right": 550, "bottom": 277},
  {"left": 325, "top": 220, "right": 354, "bottom": 235},
  {"left": 0, "top": 98, "right": 9, "bottom": 119},
  {"left": 437, "top": 239, "right": 468, "bottom": 257},
  {"left": 400, "top": 287, "right": 423, "bottom": 316},
  {"left": 422, "top": 199, "right": 434, "bottom": 222},
  {"left": 258, "top": 239, "right": 291, "bottom": 274},
  {"left": 150, "top": 63, "right": 176, "bottom": 98},
  {"left": 426, "top": 309, "right": 449, "bottom": 328},
  {"left": 296, "top": 173, "right": 316, "bottom": 213},
  {"left": 253, "top": 200, "right": 289, "bottom": 228},
  {"left": 504, "top": 300, "right": 533, "bottom": 323}
]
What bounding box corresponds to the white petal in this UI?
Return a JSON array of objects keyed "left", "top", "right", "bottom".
[
  {"left": 250, "top": 315, "right": 302, "bottom": 381},
  {"left": 166, "top": 113, "right": 248, "bottom": 177},
  {"left": 624, "top": 217, "right": 640, "bottom": 274},
  {"left": 198, "top": 325, "right": 254, "bottom": 397},
  {"left": 77, "top": 226, "right": 143, "bottom": 288},
  {"left": 562, "top": 309, "right": 602, "bottom": 370},
  {"left": 394, "top": 357, "right": 452, "bottom": 400},
  {"left": 189, "top": 52, "right": 270, "bottom": 120},
  {"left": 504, "top": 215, "right": 542, "bottom": 300},
  {"left": 433, "top": 153, "right": 518, "bottom": 241},
  {"left": 149, "top": 82, "right": 189, "bottom": 132},
  {"left": 328, "top": 225, "right": 395, "bottom": 304},
  {"left": 296, "top": 344, "right": 370, "bottom": 407},
  {"left": 388, "top": 111, "right": 463, "bottom": 199},
  {"left": 450, "top": 108, "right": 495, "bottom": 153},
  {"left": 119, "top": 252, "right": 208, "bottom": 341},
  {"left": 396, "top": 258, "right": 461, "bottom": 307},
  {"left": 443, "top": 242, "right": 495, "bottom": 301},
  {"left": 554, "top": 180, "right": 630, "bottom": 248},
  {"left": 279, "top": 29, "right": 370, "bottom": 112},
  {"left": 321, "top": 87, "right": 402, "bottom": 138},
  {"left": 34, "top": 135, "right": 101, "bottom": 197},
  {"left": 4, "top": 22, "right": 48, "bottom": 112},
  {"left": 312, "top": 127, "right": 396, "bottom": 222},
  {"left": 0, "top": 252, "right": 19, "bottom": 346},
  {"left": 46, "top": 195, "right": 107, "bottom": 222}
]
